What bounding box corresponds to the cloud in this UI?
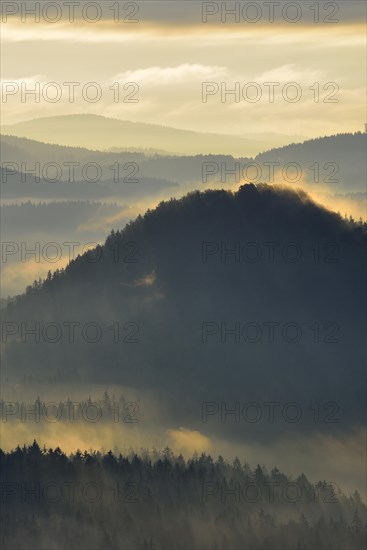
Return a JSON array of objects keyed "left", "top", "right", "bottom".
[
  {"left": 113, "top": 64, "right": 227, "bottom": 86},
  {"left": 1, "top": 21, "right": 142, "bottom": 43},
  {"left": 1, "top": 1, "right": 365, "bottom": 30},
  {"left": 166, "top": 427, "right": 212, "bottom": 456},
  {"left": 257, "top": 64, "right": 322, "bottom": 84}
]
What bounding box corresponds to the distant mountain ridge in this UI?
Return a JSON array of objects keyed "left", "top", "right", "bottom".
[
  {"left": 1, "top": 131, "right": 365, "bottom": 197},
  {"left": 255, "top": 132, "right": 366, "bottom": 192},
  {"left": 1, "top": 114, "right": 305, "bottom": 156}
]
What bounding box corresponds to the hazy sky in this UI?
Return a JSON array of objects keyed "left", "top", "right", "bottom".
[{"left": 1, "top": 1, "right": 366, "bottom": 136}]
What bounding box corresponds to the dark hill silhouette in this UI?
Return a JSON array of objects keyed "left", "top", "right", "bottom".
[{"left": 3, "top": 185, "right": 366, "bottom": 445}]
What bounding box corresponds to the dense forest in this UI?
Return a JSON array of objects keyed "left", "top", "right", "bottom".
[{"left": 1, "top": 441, "right": 365, "bottom": 550}]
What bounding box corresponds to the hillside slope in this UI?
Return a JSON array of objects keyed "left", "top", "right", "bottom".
[{"left": 3, "top": 184, "right": 366, "bottom": 444}]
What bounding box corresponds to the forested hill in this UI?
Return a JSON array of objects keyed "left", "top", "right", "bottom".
[
  {"left": 3, "top": 185, "right": 366, "bottom": 444},
  {"left": 7, "top": 184, "right": 366, "bottom": 313}
]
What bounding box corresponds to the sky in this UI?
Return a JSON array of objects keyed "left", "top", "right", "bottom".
[{"left": 1, "top": 0, "right": 366, "bottom": 136}]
